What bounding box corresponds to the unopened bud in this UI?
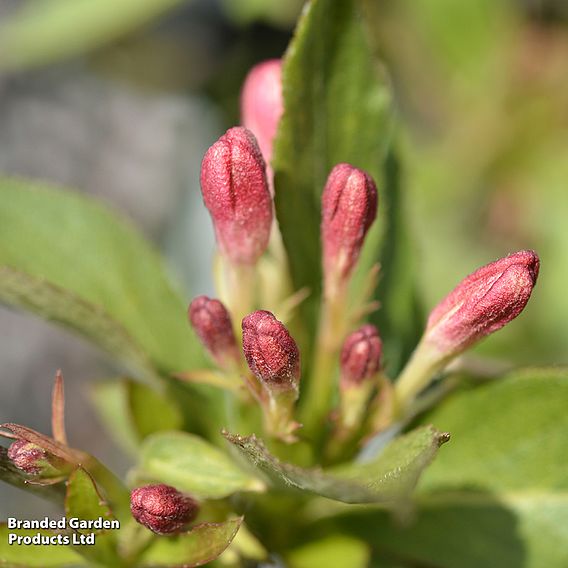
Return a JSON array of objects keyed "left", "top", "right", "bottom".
[
  {"left": 8, "top": 440, "right": 70, "bottom": 478},
  {"left": 201, "top": 127, "right": 273, "bottom": 265},
  {"left": 242, "top": 310, "right": 300, "bottom": 395},
  {"left": 188, "top": 296, "right": 239, "bottom": 367},
  {"left": 425, "top": 250, "right": 540, "bottom": 357},
  {"left": 130, "top": 484, "right": 199, "bottom": 535},
  {"left": 340, "top": 324, "right": 382, "bottom": 389},
  {"left": 241, "top": 59, "right": 283, "bottom": 176},
  {"left": 321, "top": 163, "right": 378, "bottom": 295}
]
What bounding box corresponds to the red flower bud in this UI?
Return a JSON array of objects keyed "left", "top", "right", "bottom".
[
  {"left": 8, "top": 439, "right": 70, "bottom": 478},
  {"left": 425, "top": 250, "right": 540, "bottom": 355},
  {"left": 241, "top": 59, "right": 283, "bottom": 174},
  {"left": 130, "top": 484, "right": 199, "bottom": 535},
  {"left": 242, "top": 310, "right": 300, "bottom": 394},
  {"left": 321, "top": 163, "right": 378, "bottom": 292},
  {"left": 200, "top": 126, "right": 273, "bottom": 264},
  {"left": 188, "top": 295, "right": 239, "bottom": 367},
  {"left": 340, "top": 324, "right": 383, "bottom": 389}
]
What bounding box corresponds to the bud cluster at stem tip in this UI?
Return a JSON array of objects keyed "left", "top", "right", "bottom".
[
  {"left": 424, "top": 249, "right": 540, "bottom": 357},
  {"left": 321, "top": 163, "right": 378, "bottom": 295},
  {"left": 340, "top": 324, "right": 383, "bottom": 389},
  {"left": 8, "top": 439, "right": 69, "bottom": 478},
  {"left": 200, "top": 126, "right": 273, "bottom": 265},
  {"left": 188, "top": 295, "right": 238, "bottom": 367},
  {"left": 242, "top": 310, "right": 300, "bottom": 395},
  {"left": 130, "top": 484, "right": 199, "bottom": 535}
]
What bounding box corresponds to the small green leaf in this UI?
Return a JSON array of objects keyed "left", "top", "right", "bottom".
[
  {"left": 334, "top": 369, "right": 568, "bottom": 568},
  {"left": 0, "top": 178, "right": 202, "bottom": 378},
  {"left": 288, "top": 535, "right": 370, "bottom": 568},
  {"left": 136, "top": 431, "right": 263, "bottom": 499},
  {"left": 272, "top": 0, "right": 393, "bottom": 351},
  {"left": 139, "top": 517, "right": 243, "bottom": 567},
  {"left": 224, "top": 426, "right": 448, "bottom": 504},
  {"left": 0, "top": 0, "right": 187, "bottom": 71},
  {"left": 0, "top": 524, "right": 85, "bottom": 567}
]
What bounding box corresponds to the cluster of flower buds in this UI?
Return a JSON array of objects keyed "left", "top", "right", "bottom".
[{"left": 130, "top": 484, "right": 199, "bottom": 535}]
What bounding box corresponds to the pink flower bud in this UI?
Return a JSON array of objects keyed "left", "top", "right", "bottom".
[
  {"left": 242, "top": 310, "right": 300, "bottom": 394},
  {"left": 8, "top": 439, "right": 70, "bottom": 478},
  {"left": 241, "top": 59, "right": 283, "bottom": 171},
  {"left": 200, "top": 126, "right": 273, "bottom": 265},
  {"left": 130, "top": 484, "right": 199, "bottom": 535},
  {"left": 425, "top": 250, "right": 540, "bottom": 355},
  {"left": 321, "top": 163, "right": 378, "bottom": 291},
  {"left": 188, "top": 295, "right": 239, "bottom": 367},
  {"left": 340, "top": 324, "right": 383, "bottom": 389}
]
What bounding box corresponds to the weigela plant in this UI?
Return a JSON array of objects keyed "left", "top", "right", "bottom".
[{"left": 0, "top": 1, "right": 556, "bottom": 567}]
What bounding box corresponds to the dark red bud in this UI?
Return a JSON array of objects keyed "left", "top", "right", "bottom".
[
  {"left": 200, "top": 126, "right": 273, "bottom": 264},
  {"left": 340, "top": 324, "right": 383, "bottom": 388},
  {"left": 321, "top": 163, "right": 378, "bottom": 290},
  {"left": 188, "top": 295, "right": 239, "bottom": 366},
  {"left": 425, "top": 250, "right": 540, "bottom": 355},
  {"left": 7, "top": 439, "right": 69, "bottom": 478},
  {"left": 242, "top": 310, "right": 300, "bottom": 393},
  {"left": 130, "top": 484, "right": 199, "bottom": 535},
  {"left": 241, "top": 59, "right": 283, "bottom": 177}
]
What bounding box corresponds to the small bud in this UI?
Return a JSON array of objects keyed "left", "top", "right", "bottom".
[
  {"left": 340, "top": 324, "right": 383, "bottom": 389},
  {"left": 188, "top": 295, "right": 239, "bottom": 367},
  {"left": 425, "top": 250, "right": 540, "bottom": 356},
  {"left": 241, "top": 59, "right": 283, "bottom": 174},
  {"left": 201, "top": 126, "right": 273, "bottom": 265},
  {"left": 321, "top": 163, "right": 378, "bottom": 294},
  {"left": 130, "top": 484, "right": 199, "bottom": 535},
  {"left": 8, "top": 440, "right": 70, "bottom": 478},
  {"left": 242, "top": 310, "right": 300, "bottom": 395}
]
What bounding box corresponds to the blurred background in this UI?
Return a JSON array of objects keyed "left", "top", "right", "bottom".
[{"left": 0, "top": 0, "right": 566, "bottom": 517}]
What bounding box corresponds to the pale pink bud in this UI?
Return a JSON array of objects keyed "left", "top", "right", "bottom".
[
  {"left": 188, "top": 295, "right": 239, "bottom": 366},
  {"left": 242, "top": 310, "right": 300, "bottom": 394},
  {"left": 425, "top": 250, "right": 540, "bottom": 355},
  {"left": 130, "top": 484, "right": 199, "bottom": 535},
  {"left": 340, "top": 324, "right": 383, "bottom": 389},
  {"left": 241, "top": 59, "right": 283, "bottom": 172},
  {"left": 321, "top": 163, "right": 378, "bottom": 291},
  {"left": 200, "top": 127, "right": 273, "bottom": 264}
]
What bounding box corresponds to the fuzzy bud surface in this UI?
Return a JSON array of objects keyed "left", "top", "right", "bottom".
[
  {"left": 188, "top": 295, "right": 238, "bottom": 366},
  {"left": 242, "top": 310, "right": 300, "bottom": 394},
  {"left": 425, "top": 250, "right": 540, "bottom": 355},
  {"left": 130, "top": 484, "right": 199, "bottom": 535},
  {"left": 340, "top": 324, "right": 383, "bottom": 389},
  {"left": 7, "top": 440, "right": 69, "bottom": 478},
  {"left": 321, "top": 163, "right": 378, "bottom": 291},
  {"left": 201, "top": 126, "right": 272, "bottom": 264}
]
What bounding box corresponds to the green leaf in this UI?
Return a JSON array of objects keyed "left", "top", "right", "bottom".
[
  {"left": 136, "top": 431, "right": 264, "bottom": 499},
  {"left": 64, "top": 467, "right": 120, "bottom": 566},
  {"left": 0, "top": 524, "right": 85, "bottom": 567},
  {"left": 288, "top": 535, "right": 370, "bottom": 568},
  {"left": 224, "top": 426, "right": 448, "bottom": 504},
  {"left": 336, "top": 369, "right": 568, "bottom": 568},
  {"left": 91, "top": 379, "right": 183, "bottom": 455},
  {"left": 139, "top": 517, "right": 243, "bottom": 567},
  {"left": 0, "top": 178, "right": 202, "bottom": 379},
  {"left": 0, "top": 0, "right": 187, "bottom": 71},
  {"left": 272, "top": 0, "right": 394, "bottom": 349}
]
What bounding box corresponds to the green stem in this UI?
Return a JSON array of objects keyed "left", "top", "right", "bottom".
[{"left": 300, "top": 291, "right": 348, "bottom": 442}]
